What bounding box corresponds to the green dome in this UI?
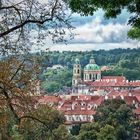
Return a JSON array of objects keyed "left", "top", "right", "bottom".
[{"left": 84, "top": 64, "right": 100, "bottom": 71}]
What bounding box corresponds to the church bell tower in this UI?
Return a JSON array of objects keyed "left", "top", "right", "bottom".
[{"left": 72, "top": 58, "right": 81, "bottom": 86}]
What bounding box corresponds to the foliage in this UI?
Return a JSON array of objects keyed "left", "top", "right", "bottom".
[
  {"left": 0, "top": 56, "right": 68, "bottom": 139},
  {"left": 96, "top": 125, "right": 116, "bottom": 140},
  {"left": 0, "top": 104, "right": 66, "bottom": 139},
  {"left": 40, "top": 68, "right": 72, "bottom": 93},
  {"left": 0, "top": 0, "right": 73, "bottom": 55},
  {"left": 70, "top": 124, "right": 81, "bottom": 136},
  {"left": 77, "top": 122, "right": 100, "bottom": 140},
  {"left": 37, "top": 48, "right": 140, "bottom": 93},
  {"left": 95, "top": 99, "right": 134, "bottom": 140},
  {"left": 19, "top": 105, "right": 65, "bottom": 140},
  {"left": 52, "top": 125, "right": 72, "bottom": 140},
  {"left": 75, "top": 99, "right": 134, "bottom": 140}
]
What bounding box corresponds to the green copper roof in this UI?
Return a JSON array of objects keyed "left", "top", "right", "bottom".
[
  {"left": 84, "top": 64, "right": 100, "bottom": 70},
  {"left": 75, "top": 58, "right": 80, "bottom": 64}
]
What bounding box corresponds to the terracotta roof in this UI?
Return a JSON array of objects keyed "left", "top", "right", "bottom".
[
  {"left": 133, "top": 108, "right": 140, "bottom": 115},
  {"left": 102, "top": 76, "right": 125, "bottom": 82},
  {"left": 87, "top": 80, "right": 140, "bottom": 87},
  {"left": 136, "top": 96, "right": 140, "bottom": 103},
  {"left": 116, "top": 96, "right": 139, "bottom": 105}
]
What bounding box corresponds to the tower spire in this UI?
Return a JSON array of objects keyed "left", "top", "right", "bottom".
[{"left": 89, "top": 55, "right": 95, "bottom": 64}]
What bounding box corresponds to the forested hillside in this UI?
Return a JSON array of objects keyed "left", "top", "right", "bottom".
[{"left": 38, "top": 48, "right": 140, "bottom": 93}]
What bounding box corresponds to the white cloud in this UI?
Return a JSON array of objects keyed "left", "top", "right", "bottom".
[
  {"left": 30, "top": 9, "right": 139, "bottom": 52},
  {"left": 72, "top": 17, "right": 131, "bottom": 44}
]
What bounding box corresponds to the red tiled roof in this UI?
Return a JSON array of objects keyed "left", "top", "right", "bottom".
[
  {"left": 136, "top": 96, "right": 140, "bottom": 103},
  {"left": 102, "top": 76, "right": 125, "bottom": 82},
  {"left": 133, "top": 108, "right": 140, "bottom": 115},
  {"left": 87, "top": 80, "right": 140, "bottom": 88},
  {"left": 124, "top": 96, "right": 139, "bottom": 104}
]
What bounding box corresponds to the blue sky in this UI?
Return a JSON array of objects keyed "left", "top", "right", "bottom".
[{"left": 34, "top": 9, "right": 139, "bottom": 52}]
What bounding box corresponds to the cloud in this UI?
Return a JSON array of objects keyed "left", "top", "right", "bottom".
[
  {"left": 71, "top": 16, "right": 131, "bottom": 44},
  {"left": 30, "top": 9, "right": 138, "bottom": 52}
]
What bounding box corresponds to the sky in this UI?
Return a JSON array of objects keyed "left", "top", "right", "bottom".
[{"left": 34, "top": 9, "right": 139, "bottom": 52}]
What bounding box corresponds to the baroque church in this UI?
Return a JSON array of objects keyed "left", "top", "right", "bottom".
[
  {"left": 72, "top": 56, "right": 102, "bottom": 94},
  {"left": 72, "top": 56, "right": 101, "bottom": 86},
  {"left": 72, "top": 57, "right": 140, "bottom": 95}
]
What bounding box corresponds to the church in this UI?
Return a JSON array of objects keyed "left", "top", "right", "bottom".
[{"left": 72, "top": 57, "right": 140, "bottom": 95}]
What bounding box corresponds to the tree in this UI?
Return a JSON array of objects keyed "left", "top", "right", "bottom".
[
  {"left": 68, "top": 0, "right": 140, "bottom": 40},
  {"left": 0, "top": 0, "right": 73, "bottom": 55},
  {"left": 70, "top": 124, "right": 81, "bottom": 136},
  {"left": 76, "top": 99, "right": 134, "bottom": 140},
  {"left": 19, "top": 105, "right": 65, "bottom": 139},
  {"left": 0, "top": 56, "right": 68, "bottom": 139},
  {"left": 0, "top": 0, "right": 73, "bottom": 138},
  {"left": 52, "top": 125, "right": 73, "bottom": 140},
  {"left": 0, "top": 56, "right": 37, "bottom": 124},
  {"left": 77, "top": 122, "right": 100, "bottom": 140},
  {"left": 94, "top": 99, "right": 134, "bottom": 140},
  {"left": 97, "top": 125, "right": 116, "bottom": 140}
]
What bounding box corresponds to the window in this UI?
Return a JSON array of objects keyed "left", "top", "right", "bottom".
[
  {"left": 76, "top": 116, "right": 79, "bottom": 121},
  {"left": 83, "top": 116, "right": 86, "bottom": 120},
  {"left": 77, "top": 69, "right": 80, "bottom": 74},
  {"left": 134, "top": 133, "right": 138, "bottom": 138},
  {"left": 69, "top": 116, "right": 72, "bottom": 121},
  {"left": 89, "top": 74, "right": 92, "bottom": 80},
  {"left": 84, "top": 74, "right": 86, "bottom": 80},
  {"left": 73, "top": 80, "right": 75, "bottom": 84}
]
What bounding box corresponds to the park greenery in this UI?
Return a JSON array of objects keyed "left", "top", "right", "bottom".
[{"left": 38, "top": 48, "right": 140, "bottom": 93}]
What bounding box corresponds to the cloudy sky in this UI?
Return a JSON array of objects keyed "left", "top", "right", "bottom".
[{"left": 36, "top": 9, "right": 139, "bottom": 52}]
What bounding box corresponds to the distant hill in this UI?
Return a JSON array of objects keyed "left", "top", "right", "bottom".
[{"left": 36, "top": 48, "right": 140, "bottom": 93}]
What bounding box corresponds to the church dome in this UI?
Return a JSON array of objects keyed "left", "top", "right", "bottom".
[
  {"left": 84, "top": 56, "right": 100, "bottom": 71},
  {"left": 84, "top": 63, "right": 100, "bottom": 71}
]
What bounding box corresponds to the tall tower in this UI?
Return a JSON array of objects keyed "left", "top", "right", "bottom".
[{"left": 72, "top": 58, "right": 81, "bottom": 86}]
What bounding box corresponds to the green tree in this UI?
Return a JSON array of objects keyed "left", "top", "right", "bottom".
[
  {"left": 52, "top": 125, "right": 72, "bottom": 140},
  {"left": 97, "top": 125, "right": 116, "bottom": 140},
  {"left": 94, "top": 99, "right": 134, "bottom": 140},
  {"left": 77, "top": 122, "right": 100, "bottom": 140},
  {"left": 19, "top": 105, "right": 66, "bottom": 140},
  {"left": 76, "top": 99, "right": 134, "bottom": 140}
]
